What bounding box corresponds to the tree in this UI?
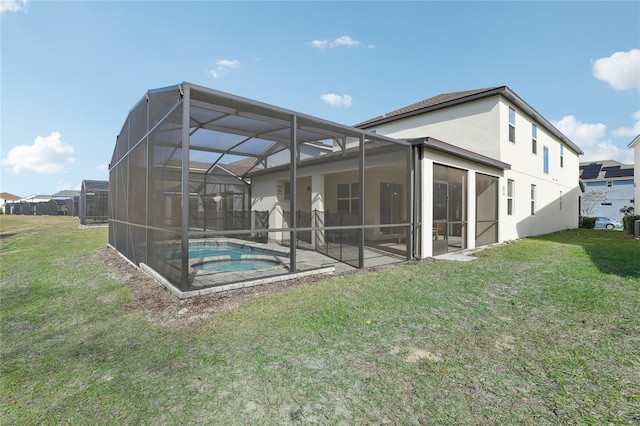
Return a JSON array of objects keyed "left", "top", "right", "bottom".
[
  {"left": 581, "top": 189, "right": 610, "bottom": 216},
  {"left": 619, "top": 198, "right": 635, "bottom": 216}
]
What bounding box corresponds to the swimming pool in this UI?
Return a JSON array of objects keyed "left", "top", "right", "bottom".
[
  {"left": 192, "top": 258, "right": 282, "bottom": 273},
  {"left": 188, "top": 241, "right": 288, "bottom": 274},
  {"left": 189, "top": 241, "right": 288, "bottom": 260}
]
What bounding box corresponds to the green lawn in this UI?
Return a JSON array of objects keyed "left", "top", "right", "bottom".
[{"left": 1, "top": 215, "right": 639, "bottom": 425}]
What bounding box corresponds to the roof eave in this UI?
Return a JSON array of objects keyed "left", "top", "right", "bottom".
[{"left": 411, "top": 137, "right": 511, "bottom": 170}]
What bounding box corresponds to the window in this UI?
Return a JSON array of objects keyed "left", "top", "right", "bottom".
[
  {"left": 607, "top": 181, "right": 613, "bottom": 187},
  {"left": 283, "top": 181, "right": 291, "bottom": 201},
  {"left": 507, "top": 179, "right": 514, "bottom": 215},
  {"left": 559, "top": 191, "right": 563, "bottom": 210},
  {"left": 532, "top": 124, "right": 537, "bottom": 154},
  {"left": 337, "top": 182, "right": 359, "bottom": 213},
  {"left": 530, "top": 184, "right": 536, "bottom": 215},
  {"left": 601, "top": 202, "right": 612, "bottom": 206},
  {"left": 543, "top": 146, "right": 549, "bottom": 174},
  {"left": 508, "top": 107, "right": 516, "bottom": 143},
  {"left": 560, "top": 145, "right": 564, "bottom": 168}
]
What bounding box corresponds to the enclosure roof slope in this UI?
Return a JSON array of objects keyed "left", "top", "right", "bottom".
[
  {"left": 355, "top": 86, "right": 584, "bottom": 156},
  {"left": 629, "top": 134, "right": 640, "bottom": 148},
  {"left": 180, "top": 81, "right": 409, "bottom": 142},
  {"left": 82, "top": 180, "right": 109, "bottom": 191},
  {"left": 113, "top": 82, "right": 410, "bottom": 178},
  {"left": 52, "top": 190, "right": 81, "bottom": 198}
]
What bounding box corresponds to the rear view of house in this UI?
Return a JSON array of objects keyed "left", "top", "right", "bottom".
[
  {"left": 355, "top": 86, "right": 583, "bottom": 256},
  {"left": 109, "top": 83, "right": 582, "bottom": 296}
]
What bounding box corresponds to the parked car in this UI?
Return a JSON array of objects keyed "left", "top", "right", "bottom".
[{"left": 594, "top": 217, "right": 622, "bottom": 230}]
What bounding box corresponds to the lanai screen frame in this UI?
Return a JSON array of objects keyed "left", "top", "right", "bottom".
[
  {"left": 109, "top": 82, "right": 413, "bottom": 292},
  {"left": 80, "top": 180, "right": 109, "bottom": 225}
]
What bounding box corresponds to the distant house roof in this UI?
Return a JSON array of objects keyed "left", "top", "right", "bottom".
[
  {"left": 0, "top": 192, "right": 21, "bottom": 201},
  {"left": 26, "top": 194, "right": 52, "bottom": 200},
  {"left": 579, "top": 160, "right": 634, "bottom": 180},
  {"left": 355, "top": 86, "right": 584, "bottom": 156}
]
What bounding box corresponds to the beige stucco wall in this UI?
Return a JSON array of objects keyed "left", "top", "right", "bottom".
[
  {"left": 251, "top": 149, "right": 410, "bottom": 242},
  {"left": 369, "top": 94, "right": 581, "bottom": 242}
]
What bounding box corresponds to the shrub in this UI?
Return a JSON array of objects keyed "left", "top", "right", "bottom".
[
  {"left": 580, "top": 216, "right": 595, "bottom": 229},
  {"left": 621, "top": 215, "right": 640, "bottom": 234}
]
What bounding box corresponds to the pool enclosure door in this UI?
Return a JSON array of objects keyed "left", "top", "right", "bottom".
[
  {"left": 433, "top": 181, "right": 449, "bottom": 255},
  {"left": 433, "top": 164, "right": 467, "bottom": 256}
]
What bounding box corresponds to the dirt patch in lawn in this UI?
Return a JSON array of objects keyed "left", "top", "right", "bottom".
[{"left": 98, "top": 245, "right": 425, "bottom": 325}]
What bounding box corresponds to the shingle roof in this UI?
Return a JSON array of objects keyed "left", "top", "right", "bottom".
[
  {"left": 355, "top": 87, "right": 505, "bottom": 128},
  {"left": 354, "top": 85, "right": 584, "bottom": 156},
  {"left": 0, "top": 192, "right": 21, "bottom": 201}
]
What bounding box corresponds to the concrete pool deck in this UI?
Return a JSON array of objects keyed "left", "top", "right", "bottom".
[{"left": 140, "top": 238, "right": 409, "bottom": 299}]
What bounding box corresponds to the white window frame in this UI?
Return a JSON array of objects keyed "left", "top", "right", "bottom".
[
  {"left": 508, "top": 107, "right": 516, "bottom": 143},
  {"left": 507, "top": 179, "right": 514, "bottom": 215}
]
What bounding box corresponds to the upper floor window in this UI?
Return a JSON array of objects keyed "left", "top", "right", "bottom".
[
  {"left": 560, "top": 145, "right": 564, "bottom": 168},
  {"left": 543, "top": 146, "right": 549, "bottom": 174},
  {"left": 531, "top": 124, "right": 537, "bottom": 154},
  {"left": 508, "top": 107, "right": 516, "bottom": 143}
]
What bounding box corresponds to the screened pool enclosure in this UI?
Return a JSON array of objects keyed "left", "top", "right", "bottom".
[
  {"left": 80, "top": 180, "right": 109, "bottom": 225},
  {"left": 109, "top": 83, "right": 415, "bottom": 294}
]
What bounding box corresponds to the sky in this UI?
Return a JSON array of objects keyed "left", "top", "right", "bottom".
[{"left": 1, "top": 0, "right": 639, "bottom": 198}]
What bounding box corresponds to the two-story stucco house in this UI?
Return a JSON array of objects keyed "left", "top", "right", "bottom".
[
  {"left": 579, "top": 160, "right": 634, "bottom": 220},
  {"left": 355, "top": 86, "right": 583, "bottom": 255},
  {"left": 109, "top": 82, "right": 583, "bottom": 294}
]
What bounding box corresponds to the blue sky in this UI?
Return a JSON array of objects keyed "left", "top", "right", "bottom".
[{"left": 1, "top": 0, "right": 639, "bottom": 197}]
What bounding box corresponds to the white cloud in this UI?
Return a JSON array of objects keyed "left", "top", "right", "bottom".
[
  {"left": 0, "top": 0, "right": 28, "bottom": 14},
  {"left": 592, "top": 49, "right": 640, "bottom": 91},
  {"left": 210, "top": 58, "right": 240, "bottom": 78},
  {"left": 309, "top": 35, "right": 373, "bottom": 50},
  {"left": 97, "top": 161, "right": 109, "bottom": 171},
  {"left": 2, "top": 131, "right": 76, "bottom": 174},
  {"left": 552, "top": 115, "right": 633, "bottom": 163},
  {"left": 55, "top": 179, "right": 73, "bottom": 191},
  {"left": 320, "top": 93, "right": 353, "bottom": 108},
  {"left": 612, "top": 110, "right": 640, "bottom": 138}
]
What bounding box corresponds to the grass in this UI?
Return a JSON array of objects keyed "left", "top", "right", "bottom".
[{"left": 1, "top": 215, "right": 639, "bottom": 425}]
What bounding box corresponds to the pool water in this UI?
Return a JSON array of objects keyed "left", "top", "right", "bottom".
[
  {"left": 189, "top": 242, "right": 285, "bottom": 260},
  {"left": 192, "top": 259, "right": 282, "bottom": 272}
]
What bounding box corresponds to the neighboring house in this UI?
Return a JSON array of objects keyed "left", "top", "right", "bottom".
[
  {"left": 579, "top": 160, "right": 634, "bottom": 220},
  {"left": 629, "top": 135, "right": 639, "bottom": 209},
  {"left": 109, "top": 82, "right": 583, "bottom": 293},
  {"left": 0, "top": 192, "right": 21, "bottom": 213},
  {"left": 353, "top": 86, "right": 583, "bottom": 253}
]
